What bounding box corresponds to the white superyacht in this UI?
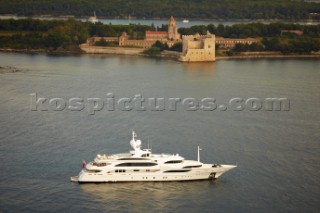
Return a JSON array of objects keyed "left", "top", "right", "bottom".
[{"left": 71, "top": 131, "right": 236, "bottom": 183}]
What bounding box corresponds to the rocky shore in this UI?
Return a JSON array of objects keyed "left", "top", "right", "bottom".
[{"left": 0, "top": 65, "right": 24, "bottom": 73}]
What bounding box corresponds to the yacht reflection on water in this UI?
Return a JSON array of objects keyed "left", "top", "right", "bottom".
[{"left": 79, "top": 181, "right": 220, "bottom": 211}]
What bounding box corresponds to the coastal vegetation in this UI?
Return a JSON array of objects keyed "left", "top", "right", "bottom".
[
  {"left": 1, "top": 0, "right": 320, "bottom": 20},
  {"left": 0, "top": 19, "right": 152, "bottom": 51},
  {"left": 178, "top": 22, "right": 320, "bottom": 38},
  {"left": 143, "top": 47, "right": 161, "bottom": 56},
  {"left": 0, "top": 18, "right": 319, "bottom": 55},
  {"left": 0, "top": 19, "right": 89, "bottom": 51},
  {"left": 178, "top": 22, "right": 320, "bottom": 54},
  {"left": 143, "top": 41, "right": 169, "bottom": 56},
  {"left": 90, "top": 23, "right": 153, "bottom": 39}
]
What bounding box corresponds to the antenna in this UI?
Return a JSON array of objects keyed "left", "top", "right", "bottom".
[
  {"left": 132, "top": 130, "right": 136, "bottom": 141},
  {"left": 147, "top": 136, "right": 150, "bottom": 149},
  {"left": 197, "top": 146, "right": 202, "bottom": 162}
]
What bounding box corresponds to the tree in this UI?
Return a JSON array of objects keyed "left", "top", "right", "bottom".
[
  {"left": 95, "top": 38, "right": 108, "bottom": 46},
  {"left": 234, "top": 43, "right": 247, "bottom": 52},
  {"left": 152, "top": 40, "right": 167, "bottom": 51},
  {"left": 143, "top": 47, "right": 161, "bottom": 56},
  {"left": 170, "top": 43, "right": 182, "bottom": 52}
]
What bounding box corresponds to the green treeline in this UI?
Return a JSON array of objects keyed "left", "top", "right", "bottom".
[
  {"left": 90, "top": 24, "right": 153, "bottom": 39},
  {"left": 0, "top": 19, "right": 90, "bottom": 51},
  {"left": 179, "top": 23, "right": 320, "bottom": 54},
  {"left": 0, "top": 0, "right": 320, "bottom": 20},
  {"left": 0, "top": 19, "right": 153, "bottom": 51},
  {"left": 0, "top": 18, "right": 319, "bottom": 54},
  {"left": 261, "top": 36, "right": 320, "bottom": 54},
  {"left": 228, "top": 36, "right": 320, "bottom": 55},
  {"left": 178, "top": 22, "right": 320, "bottom": 38}
]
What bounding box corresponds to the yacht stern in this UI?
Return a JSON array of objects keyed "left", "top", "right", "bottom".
[{"left": 70, "top": 176, "right": 79, "bottom": 182}]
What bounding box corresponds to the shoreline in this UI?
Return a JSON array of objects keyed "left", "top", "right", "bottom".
[
  {"left": 1, "top": 48, "right": 320, "bottom": 61},
  {"left": 216, "top": 54, "right": 320, "bottom": 60},
  {"left": 0, "top": 15, "right": 319, "bottom": 24},
  {"left": 0, "top": 48, "right": 82, "bottom": 55}
]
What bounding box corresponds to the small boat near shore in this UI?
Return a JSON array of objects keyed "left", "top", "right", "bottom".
[
  {"left": 88, "top": 11, "right": 99, "bottom": 24},
  {"left": 71, "top": 131, "right": 236, "bottom": 183},
  {"left": 182, "top": 19, "right": 189, "bottom": 23}
]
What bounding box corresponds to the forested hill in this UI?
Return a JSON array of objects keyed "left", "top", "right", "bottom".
[{"left": 0, "top": 0, "right": 320, "bottom": 20}]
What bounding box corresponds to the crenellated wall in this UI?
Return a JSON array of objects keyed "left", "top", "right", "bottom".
[{"left": 180, "top": 32, "right": 215, "bottom": 62}]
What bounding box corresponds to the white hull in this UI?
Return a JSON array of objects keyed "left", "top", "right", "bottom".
[{"left": 75, "top": 165, "right": 236, "bottom": 183}]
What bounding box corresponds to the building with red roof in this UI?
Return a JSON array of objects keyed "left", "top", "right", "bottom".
[{"left": 119, "top": 16, "right": 181, "bottom": 48}]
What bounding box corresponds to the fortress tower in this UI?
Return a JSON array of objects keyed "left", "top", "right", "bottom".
[{"left": 180, "top": 31, "right": 216, "bottom": 62}]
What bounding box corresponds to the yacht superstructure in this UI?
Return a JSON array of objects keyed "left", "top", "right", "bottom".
[{"left": 71, "top": 131, "right": 236, "bottom": 183}]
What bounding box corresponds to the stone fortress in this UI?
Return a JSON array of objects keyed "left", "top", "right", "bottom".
[
  {"left": 180, "top": 32, "right": 216, "bottom": 62},
  {"left": 83, "top": 16, "right": 259, "bottom": 62}
]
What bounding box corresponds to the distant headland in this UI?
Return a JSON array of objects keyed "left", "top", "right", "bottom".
[{"left": 1, "top": 0, "right": 320, "bottom": 21}]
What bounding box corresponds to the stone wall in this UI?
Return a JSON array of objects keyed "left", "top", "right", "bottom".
[
  {"left": 80, "top": 44, "right": 143, "bottom": 55},
  {"left": 180, "top": 49, "right": 215, "bottom": 62},
  {"left": 215, "top": 37, "right": 259, "bottom": 49},
  {"left": 180, "top": 33, "right": 215, "bottom": 62}
]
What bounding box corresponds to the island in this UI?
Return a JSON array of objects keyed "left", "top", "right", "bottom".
[{"left": 0, "top": 17, "right": 320, "bottom": 61}]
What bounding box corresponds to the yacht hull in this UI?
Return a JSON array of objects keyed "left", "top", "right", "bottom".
[{"left": 74, "top": 165, "right": 236, "bottom": 183}]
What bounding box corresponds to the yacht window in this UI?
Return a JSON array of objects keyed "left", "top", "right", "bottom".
[
  {"left": 115, "top": 162, "right": 157, "bottom": 167},
  {"left": 92, "top": 162, "right": 107, "bottom": 167},
  {"left": 183, "top": 165, "right": 202, "bottom": 168},
  {"left": 86, "top": 169, "right": 101, "bottom": 173},
  {"left": 164, "top": 160, "right": 183, "bottom": 164},
  {"left": 134, "top": 169, "right": 140, "bottom": 172},
  {"left": 164, "top": 170, "right": 190, "bottom": 173},
  {"left": 119, "top": 158, "right": 150, "bottom": 160}
]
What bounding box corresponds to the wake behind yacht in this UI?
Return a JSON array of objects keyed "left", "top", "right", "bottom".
[{"left": 71, "top": 131, "right": 236, "bottom": 183}]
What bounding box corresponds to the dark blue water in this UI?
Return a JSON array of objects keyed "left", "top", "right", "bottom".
[{"left": 0, "top": 53, "right": 319, "bottom": 212}]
